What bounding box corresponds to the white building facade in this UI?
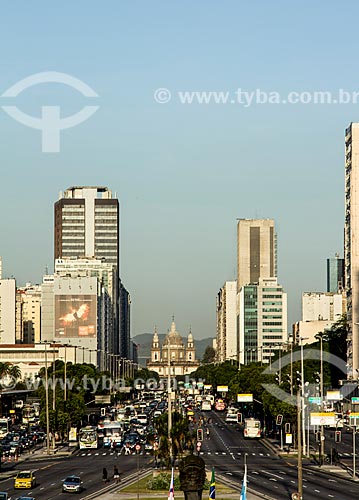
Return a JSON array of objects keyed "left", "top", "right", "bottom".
[
  {"left": 0, "top": 279, "right": 16, "bottom": 344},
  {"left": 216, "top": 281, "right": 237, "bottom": 363},
  {"left": 345, "top": 123, "right": 359, "bottom": 378}
]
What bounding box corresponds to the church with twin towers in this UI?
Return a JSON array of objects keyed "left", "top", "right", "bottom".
[{"left": 216, "top": 219, "right": 287, "bottom": 367}]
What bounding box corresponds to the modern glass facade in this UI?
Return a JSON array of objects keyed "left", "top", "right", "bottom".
[{"left": 327, "top": 256, "right": 344, "bottom": 293}]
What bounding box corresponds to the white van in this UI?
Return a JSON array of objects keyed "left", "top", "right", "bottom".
[{"left": 201, "top": 400, "right": 212, "bottom": 411}]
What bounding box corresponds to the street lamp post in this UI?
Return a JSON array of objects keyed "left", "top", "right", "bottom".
[
  {"left": 63, "top": 344, "right": 68, "bottom": 403},
  {"left": 44, "top": 341, "right": 50, "bottom": 455},
  {"left": 167, "top": 341, "right": 173, "bottom": 465},
  {"left": 297, "top": 388, "right": 303, "bottom": 500},
  {"left": 300, "top": 337, "right": 308, "bottom": 457}
]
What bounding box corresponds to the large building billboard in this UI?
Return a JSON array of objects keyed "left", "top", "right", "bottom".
[{"left": 55, "top": 294, "right": 97, "bottom": 338}]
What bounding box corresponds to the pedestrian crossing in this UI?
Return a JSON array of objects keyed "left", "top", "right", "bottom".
[{"left": 79, "top": 450, "right": 272, "bottom": 457}]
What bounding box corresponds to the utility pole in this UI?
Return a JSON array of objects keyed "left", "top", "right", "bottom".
[
  {"left": 297, "top": 389, "right": 303, "bottom": 500},
  {"left": 320, "top": 335, "right": 324, "bottom": 465},
  {"left": 354, "top": 425, "right": 357, "bottom": 480},
  {"left": 44, "top": 342, "right": 50, "bottom": 455},
  {"left": 300, "top": 337, "right": 307, "bottom": 457},
  {"left": 167, "top": 340, "right": 172, "bottom": 465}
]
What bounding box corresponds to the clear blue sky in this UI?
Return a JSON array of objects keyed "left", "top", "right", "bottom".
[{"left": 0, "top": 1, "right": 355, "bottom": 339}]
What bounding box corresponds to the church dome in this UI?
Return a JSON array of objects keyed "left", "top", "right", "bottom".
[{"left": 163, "top": 320, "right": 184, "bottom": 346}]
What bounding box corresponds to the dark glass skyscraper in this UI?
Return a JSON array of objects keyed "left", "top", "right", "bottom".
[{"left": 327, "top": 254, "right": 344, "bottom": 293}]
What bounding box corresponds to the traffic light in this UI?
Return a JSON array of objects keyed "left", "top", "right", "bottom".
[
  {"left": 276, "top": 414, "right": 283, "bottom": 426},
  {"left": 101, "top": 407, "right": 106, "bottom": 417},
  {"left": 197, "top": 428, "right": 203, "bottom": 442},
  {"left": 285, "top": 422, "right": 291, "bottom": 434},
  {"left": 237, "top": 413, "right": 242, "bottom": 424},
  {"left": 335, "top": 431, "right": 342, "bottom": 443},
  {"left": 315, "top": 431, "right": 321, "bottom": 442}
]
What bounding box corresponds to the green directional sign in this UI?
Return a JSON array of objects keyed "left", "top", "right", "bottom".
[
  {"left": 308, "top": 397, "right": 322, "bottom": 404},
  {"left": 352, "top": 397, "right": 359, "bottom": 404}
]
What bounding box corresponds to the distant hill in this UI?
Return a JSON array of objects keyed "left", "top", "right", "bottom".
[{"left": 133, "top": 333, "right": 215, "bottom": 366}]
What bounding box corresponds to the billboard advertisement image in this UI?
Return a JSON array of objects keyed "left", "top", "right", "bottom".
[{"left": 55, "top": 295, "right": 97, "bottom": 338}]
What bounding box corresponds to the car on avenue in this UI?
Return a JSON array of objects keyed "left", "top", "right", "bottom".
[
  {"left": 15, "top": 497, "right": 36, "bottom": 500},
  {"left": 0, "top": 493, "right": 10, "bottom": 500},
  {"left": 14, "top": 471, "right": 36, "bottom": 489},
  {"left": 62, "top": 475, "right": 83, "bottom": 493}
]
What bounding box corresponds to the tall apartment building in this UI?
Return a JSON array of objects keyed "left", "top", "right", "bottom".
[
  {"left": 216, "top": 281, "right": 237, "bottom": 363},
  {"left": 237, "top": 277, "right": 287, "bottom": 365},
  {"left": 54, "top": 186, "right": 119, "bottom": 268},
  {"left": 54, "top": 257, "right": 118, "bottom": 354},
  {"left": 54, "top": 187, "right": 124, "bottom": 356},
  {"left": 0, "top": 278, "right": 16, "bottom": 344},
  {"left": 16, "top": 284, "right": 42, "bottom": 343},
  {"left": 236, "top": 219, "right": 284, "bottom": 364},
  {"left": 327, "top": 254, "right": 345, "bottom": 293},
  {"left": 52, "top": 275, "right": 111, "bottom": 368},
  {"left": 119, "top": 281, "right": 131, "bottom": 358},
  {"left": 237, "top": 219, "right": 277, "bottom": 288},
  {"left": 345, "top": 123, "right": 359, "bottom": 379}
]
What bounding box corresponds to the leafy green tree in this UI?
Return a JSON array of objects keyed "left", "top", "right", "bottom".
[{"left": 202, "top": 346, "right": 216, "bottom": 364}]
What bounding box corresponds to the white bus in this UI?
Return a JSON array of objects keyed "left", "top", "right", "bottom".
[
  {"left": 243, "top": 418, "right": 262, "bottom": 439},
  {"left": 102, "top": 422, "right": 124, "bottom": 447},
  {"left": 79, "top": 426, "right": 98, "bottom": 450},
  {"left": 0, "top": 418, "right": 9, "bottom": 439}
]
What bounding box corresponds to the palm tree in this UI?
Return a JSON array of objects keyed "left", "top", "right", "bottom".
[{"left": 8, "top": 364, "right": 21, "bottom": 381}]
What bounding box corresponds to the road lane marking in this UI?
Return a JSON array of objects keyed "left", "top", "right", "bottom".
[{"left": 260, "top": 470, "right": 284, "bottom": 480}]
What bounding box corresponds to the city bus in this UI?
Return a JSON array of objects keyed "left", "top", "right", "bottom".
[
  {"left": 102, "top": 422, "right": 124, "bottom": 448},
  {"left": 243, "top": 418, "right": 262, "bottom": 439},
  {"left": 215, "top": 399, "right": 226, "bottom": 412},
  {"left": 79, "top": 426, "right": 98, "bottom": 450}
]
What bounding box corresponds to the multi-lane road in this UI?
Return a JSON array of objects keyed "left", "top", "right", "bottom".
[
  {"left": 1, "top": 410, "right": 359, "bottom": 499},
  {"left": 198, "top": 410, "right": 359, "bottom": 499}
]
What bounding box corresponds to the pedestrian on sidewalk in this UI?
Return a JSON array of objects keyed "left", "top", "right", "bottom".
[
  {"left": 113, "top": 465, "right": 120, "bottom": 483},
  {"left": 102, "top": 467, "right": 109, "bottom": 484}
]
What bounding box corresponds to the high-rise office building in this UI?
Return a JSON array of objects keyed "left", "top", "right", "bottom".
[
  {"left": 54, "top": 186, "right": 119, "bottom": 269},
  {"left": 216, "top": 281, "right": 237, "bottom": 363},
  {"left": 0, "top": 278, "right": 16, "bottom": 344},
  {"left": 237, "top": 277, "right": 287, "bottom": 365},
  {"left": 345, "top": 123, "right": 359, "bottom": 379},
  {"left": 327, "top": 254, "right": 345, "bottom": 293},
  {"left": 237, "top": 219, "right": 277, "bottom": 288}
]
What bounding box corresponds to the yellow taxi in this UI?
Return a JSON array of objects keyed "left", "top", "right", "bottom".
[{"left": 14, "top": 470, "right": 36, "bottom": 489}]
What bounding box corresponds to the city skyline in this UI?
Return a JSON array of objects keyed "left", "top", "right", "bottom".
[{"left": 0, "top": 2, "right": 353, "bottom": 340}]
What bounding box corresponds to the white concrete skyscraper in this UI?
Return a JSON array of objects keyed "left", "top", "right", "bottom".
[
  {"left": 345, "top": 123, "right": 359, "bottom": 379},
  {"left": 237, "top": 219, "right": 277, "bottom": 288}
]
